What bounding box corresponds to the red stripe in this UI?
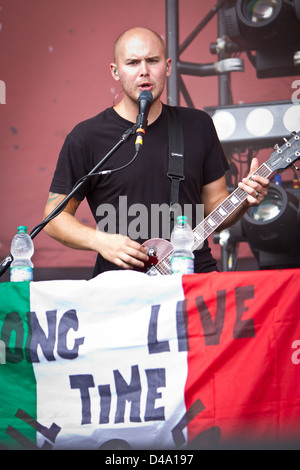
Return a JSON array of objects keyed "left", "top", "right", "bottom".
[{"left": 182, "top": 269, "right": 300, "bottom": 447}]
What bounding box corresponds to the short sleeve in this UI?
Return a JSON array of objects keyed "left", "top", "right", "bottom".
[
  {"left": 202, "top": 114, "right": 229, "bottom": 186},
  {"left": 49, "top": 133, "right": 88, "bottom": 201}
]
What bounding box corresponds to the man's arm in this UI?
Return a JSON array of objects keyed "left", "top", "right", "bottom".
[
  {"left": 43, "top": 192, "right": 149, "bottom": 270},
  {"left": 201, "top": 158, "right": 270, "bottom": 231}
]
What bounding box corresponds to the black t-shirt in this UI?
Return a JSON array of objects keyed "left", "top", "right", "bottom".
[{"left": 50, "top": 104, "right": 229, "bottom": 275}]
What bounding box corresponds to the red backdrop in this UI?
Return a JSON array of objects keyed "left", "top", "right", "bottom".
[{"left": 0, "top": 0, "right": 297, "bottom": 269}]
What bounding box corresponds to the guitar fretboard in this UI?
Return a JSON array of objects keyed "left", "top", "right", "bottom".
[{"left": 153, "top": 162, "right": 272, "bottom": 275}]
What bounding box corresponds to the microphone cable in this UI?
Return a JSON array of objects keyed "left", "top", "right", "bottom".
[{"left": 30, "top": 149, "right": 140, "bottom": 232}]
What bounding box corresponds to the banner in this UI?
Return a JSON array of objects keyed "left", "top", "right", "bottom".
[{"left": 1, "top": 269, "right": 300, "bottom": 450}]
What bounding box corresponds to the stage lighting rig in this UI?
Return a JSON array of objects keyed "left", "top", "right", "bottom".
[
  {"left": 204, "top": 100, "right": 300, "bottom": 150},
  {"left": 219, "top": 0, "right": 300, "bottom": 78},
  {"left": 214, "top": 182, "right": 300, "bottom": 270}
]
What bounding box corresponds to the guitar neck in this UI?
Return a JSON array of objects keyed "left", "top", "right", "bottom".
[
  {"left": 155, "top": 162, "right": 273, "bottom": 275},
  {"left": 192, "top": 162, "right": 272, "bottom": 251}
]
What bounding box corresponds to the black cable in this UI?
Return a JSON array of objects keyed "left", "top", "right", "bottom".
[
  {"left": 72, "top": 150, "right": 139, "bottom": 187},
  {"left": 29, "top": 150, "right": 140, "bottom": 236}
]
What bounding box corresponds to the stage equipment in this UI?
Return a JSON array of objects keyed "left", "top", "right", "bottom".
[
  {"left": 241, "top": 182, "right": 300, "bottom": 269},
  {"left": 165, "top": 1, "right": 300, "bottom": 270},
  {"left": 215, "top": 183, "right": 300, "bottom": 270},
  {"left": 222, "top": 0, "right": 300, "bottom": 77},
  {"left": 204, "top": 100, "right": 300, "bottom": 150},
  {"left": 165, "top": 0, "right": 242, "bottom": 107}
]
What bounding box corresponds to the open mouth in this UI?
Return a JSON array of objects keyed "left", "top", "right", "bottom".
[{"left": 139, "top": 82, "right": 152, "bottom": 91}]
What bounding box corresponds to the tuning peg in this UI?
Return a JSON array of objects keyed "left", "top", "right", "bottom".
[
  {"left": 274, "top": 143, "right": 282, "bottom": 153},
  {"left": 292, "top": 163, "right": 299, "bottom": 171}
]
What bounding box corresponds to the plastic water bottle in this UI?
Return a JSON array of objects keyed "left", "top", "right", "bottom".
[
  {"left": 10, "top": 226, "right": 34, "bottom": 282},
  {"left": 171, "top": 215, "right": 194, "bottom": 274}
]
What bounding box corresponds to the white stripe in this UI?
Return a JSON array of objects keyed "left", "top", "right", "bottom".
[{"left": 30, "top": 271, "right": 188, "bottom": 450}]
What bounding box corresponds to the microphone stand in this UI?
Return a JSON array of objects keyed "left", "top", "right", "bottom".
[{"left": 0, "top": 124, "right": 138, "bottom": 279}]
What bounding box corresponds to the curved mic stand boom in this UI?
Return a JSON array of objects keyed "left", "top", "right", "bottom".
[{"left": 0, "top": 124, "right": 138, "bottom": 279}]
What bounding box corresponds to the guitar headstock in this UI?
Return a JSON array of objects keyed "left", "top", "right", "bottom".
[{"left": 267, "top": 131, "right": 300, "bottom": 172}]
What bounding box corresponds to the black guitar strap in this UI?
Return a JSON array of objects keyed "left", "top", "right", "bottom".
[{"left": 165, "top": 105, "right": 185, "bottom": 232}]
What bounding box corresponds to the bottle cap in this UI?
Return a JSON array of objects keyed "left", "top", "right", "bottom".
[
  {"left": 177, "top": 215, "right": 187, "bottom": 224},
  {"left": 17, "top": 226, "right": 28, "bottom": 233}
]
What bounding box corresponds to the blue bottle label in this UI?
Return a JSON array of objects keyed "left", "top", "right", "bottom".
[
  {"left": 10, "top": 266, "right": 33, "bottom": 282},
  {"left": 171, "top": 257, "right": 194, "bottom": 275}
]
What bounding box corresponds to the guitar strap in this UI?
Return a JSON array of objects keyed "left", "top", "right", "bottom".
[{"left": 165, "top": 105, "right": 185, "bottom": 232}]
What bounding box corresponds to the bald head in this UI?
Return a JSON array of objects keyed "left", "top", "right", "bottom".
[
  {"left": 113, "top": 27, "right": 167, "bottom": 64},
  {"left": 110, "top": 26, "right": 171, "bottom": 120}
]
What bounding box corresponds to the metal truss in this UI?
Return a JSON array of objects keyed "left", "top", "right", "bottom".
[{"left": 165, "top": 0, "right": 243, "bottom": 107}]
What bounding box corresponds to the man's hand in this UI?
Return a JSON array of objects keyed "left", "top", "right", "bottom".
[
  {"left": 43, "top": 192, "right": 149, "bottom": 271},
  {"left": 238, "top": 158, "right": 270, "bottom": 207},
  {"left": 95, "top": 232, "right": 149, "bottom": 270}
]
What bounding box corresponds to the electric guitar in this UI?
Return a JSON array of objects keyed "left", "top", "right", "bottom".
[{"left": 142, "top": 131, "right": 300, "bottom": 275}]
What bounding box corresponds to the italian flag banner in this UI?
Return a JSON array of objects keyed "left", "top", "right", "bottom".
[{"left": 1, "top": 269, "right": 300, "bottom": 450}]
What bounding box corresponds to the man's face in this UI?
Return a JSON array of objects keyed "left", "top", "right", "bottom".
[{"left": 112, "top": 30, "right": 171, "bottom": 105}]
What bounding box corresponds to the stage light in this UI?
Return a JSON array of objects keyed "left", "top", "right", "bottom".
[
  {"left": 245, "top": 107, "right": 274, "bottom": 137},
  {"left": 241, "top": 183, "right": 300, "bottom": 268},
  {"left": 247, "top": 1, "right": 277, "bottom": 22},
  {"left": 223, "top": 0, "right": 300, "bottom": 77},
  {"left": 242, "top": 183, "right": 300, "bottom": 249},
  {"left": 225, "top": 0, "right": 300, "bottom": 49},
  {"left": 214, "top": 184, "right": 300, "bottom": 270},
  {"left": 204, "top": 101, "right": 300, "bottom": 149}
]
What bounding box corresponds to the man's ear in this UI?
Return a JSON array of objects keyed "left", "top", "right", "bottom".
[
  {"left": 110, "top": 63, "right": 120, "bottom": 81},
  {"left": 166, "top": 58, "right": 172, "bottom": 76}
]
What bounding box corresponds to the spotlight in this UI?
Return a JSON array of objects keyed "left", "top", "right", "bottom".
[
  {"left": 224, "top": 0, "right": 300, "bottom": 77},
  {"left": 215, "top": 183, "right": 300, "bottom": 270},
  {"left": 225, "top": 0, "right": 300, "bottom": 49},
  {"left": 247, "top": 1, "right": 277, "bottom": 22},
  {"left": 241, "top": 183, "right": 300, "bottom": 269}
]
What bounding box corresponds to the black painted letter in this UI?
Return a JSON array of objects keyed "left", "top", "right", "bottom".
[
  {"left": 144, "top": 368, "right": 166, "bottom": 421},
  {"left": 69, "top": 374, "right": 95, "bottom": 425},
  {"left": 148, "top": 305, "right": 170, "bottom": 354},
  {"left": 57, "top": 309, "right": 84, "bottom": 360},
  {"left": 233, "top": 285, "right": 255, "bottom": 339},
  {"left": 114, "top": 365, "right": 142, "bottom": 424},
  {"left": 196, "top": 290, "right": 226, "bottom": 345}
]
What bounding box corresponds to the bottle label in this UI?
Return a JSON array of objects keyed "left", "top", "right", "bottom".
[
  {"left": 10, "top": 266, "right": 33, "bottom": 282},
  {"left": 171, "top": 257, "right": 194, "bottom": 275}
]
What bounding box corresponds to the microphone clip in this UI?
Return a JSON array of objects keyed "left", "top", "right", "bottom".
[{"left": 122, "top": 125, "right": 138, "bottom": 142}]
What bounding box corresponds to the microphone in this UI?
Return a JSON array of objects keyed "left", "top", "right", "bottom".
[{"left": 135, "top": 90, "right": 153, "bottom": 152}]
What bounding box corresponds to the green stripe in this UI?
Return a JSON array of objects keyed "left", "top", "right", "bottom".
[{"left": 0, "top": 282, "right": 36, "bottom": 449}]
